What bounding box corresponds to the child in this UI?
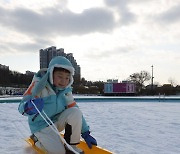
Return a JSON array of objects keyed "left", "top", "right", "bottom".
[{"left": 18, "top": 56, "right": 97, "bottom": 154}]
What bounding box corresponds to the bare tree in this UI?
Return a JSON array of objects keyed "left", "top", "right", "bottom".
[
  {"left": 168, "top": 78, "right": 177, "bottom": 87},
  {"left": 128, "top": 70, "right": 151, "bottom": 93}
]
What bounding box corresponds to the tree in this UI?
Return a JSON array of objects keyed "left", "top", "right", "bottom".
[
  {"left": 128, "top": 70, "right": 151, "bottom": 94},
  {"left": 168, "top": 77, "right": 177, "bottom": 87}
]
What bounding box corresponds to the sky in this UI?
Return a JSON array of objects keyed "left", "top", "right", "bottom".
[{"left": 0, "top": 0, "right": 180, "bottom": 85}]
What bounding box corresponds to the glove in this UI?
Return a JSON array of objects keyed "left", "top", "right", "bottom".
[
  {"left": 24, "top": 98, "right": 44, "bottom": 115},
  {"left": 82, "top": 131, "right": 97, "bottom": 149}
]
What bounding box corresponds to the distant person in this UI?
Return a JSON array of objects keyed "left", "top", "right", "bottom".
[{"left": 18, "top": 56, "right": 97, "bottom": 154}]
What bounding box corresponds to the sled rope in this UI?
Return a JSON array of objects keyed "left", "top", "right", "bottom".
[{"left": 31, "top": 100, "right": 78, "bottom": 154}]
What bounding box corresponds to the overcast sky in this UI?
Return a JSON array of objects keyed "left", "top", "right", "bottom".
[{"left": 0, "top": 0, "right": 180, "bottom": 85}]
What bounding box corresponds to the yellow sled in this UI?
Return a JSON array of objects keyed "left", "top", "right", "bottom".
[{"left": 26, "top": 137, "right": 113, "bottom": 154}]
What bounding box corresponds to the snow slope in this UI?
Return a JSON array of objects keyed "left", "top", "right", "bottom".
[{"left": 0, "top": 99, "right": 180, "bottom": 154}]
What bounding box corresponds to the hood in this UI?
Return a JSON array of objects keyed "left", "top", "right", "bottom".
[
  {"left": 31, "top": 56, "right": 74, "bottom": 97},
  {"left": 48, "top": 56, "right": 75, "bottom": 88}
]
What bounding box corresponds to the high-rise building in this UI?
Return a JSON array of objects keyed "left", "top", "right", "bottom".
[{"left": 39, "top": 46, "right": 81, "bottom": 82}]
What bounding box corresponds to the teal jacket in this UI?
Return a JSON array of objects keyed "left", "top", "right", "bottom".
[{"left": 18, "top": 56, "right": 89, "bottom": 134}]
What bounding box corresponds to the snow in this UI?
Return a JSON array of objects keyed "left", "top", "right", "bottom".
[{"left": 0, "top": 97, "right": 180, "bottom": 154}]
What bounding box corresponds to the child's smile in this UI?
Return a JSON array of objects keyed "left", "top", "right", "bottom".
[{"left": 53, "top": 71, "right": 70, "bottom": 88}]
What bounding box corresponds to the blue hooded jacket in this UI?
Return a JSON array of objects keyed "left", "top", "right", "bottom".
[{"left": 18, "top": 56, "right": 89, "bottom": 134}]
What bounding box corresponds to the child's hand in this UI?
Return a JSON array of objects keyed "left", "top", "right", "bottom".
[
  {"left": 24, "top": 98, "right": 44, "bottom": 115},
  {"left": 82, "top": 131, "right": 97, "bottom": 149}
]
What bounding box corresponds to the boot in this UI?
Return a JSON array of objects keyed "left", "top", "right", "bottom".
[
  {"left": 71, "top": 145, "right": 84, "bottom": 154},
  {"left": 65, "top": 144, "right": 84, "bottom": 154}
]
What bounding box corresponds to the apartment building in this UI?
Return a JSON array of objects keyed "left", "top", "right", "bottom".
[{"left": 39, "top": 46, "right": 81, "bottom": 82}]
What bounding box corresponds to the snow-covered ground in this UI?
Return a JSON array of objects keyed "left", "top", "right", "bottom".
[{"left": 0, "top": 98, "right": 180, "bottom": 154}]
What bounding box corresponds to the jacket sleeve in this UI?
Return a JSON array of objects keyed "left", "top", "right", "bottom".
[
  {"left": 18, "top": 75, "right": 40, "bottom": 116},
  {"left": 64, "top": 88, "right": 90, "bottom": 133}
]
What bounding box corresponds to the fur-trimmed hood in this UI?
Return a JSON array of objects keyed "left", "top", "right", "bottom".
[
  {"left": 48, "top": 56, "right": 74, "bottom": 88},
  {"left": 31, "top": 56, "right": 74, "bottom": 96}
]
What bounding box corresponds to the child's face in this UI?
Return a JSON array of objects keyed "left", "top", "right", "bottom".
[{"left": 53, "top": 71, "right": 70, "bottom": 88}]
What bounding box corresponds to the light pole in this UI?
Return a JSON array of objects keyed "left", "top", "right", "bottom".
[{"left": 151, "top": 65, "right": 154, "bottom": 94}]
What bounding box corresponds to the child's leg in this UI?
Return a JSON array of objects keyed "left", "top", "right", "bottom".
[
  {"left": 34, "top": 125, "right": 66, "bottom": 154},
  {"left": 56, "top": 107, "right": 82, "bottom": 145}
]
